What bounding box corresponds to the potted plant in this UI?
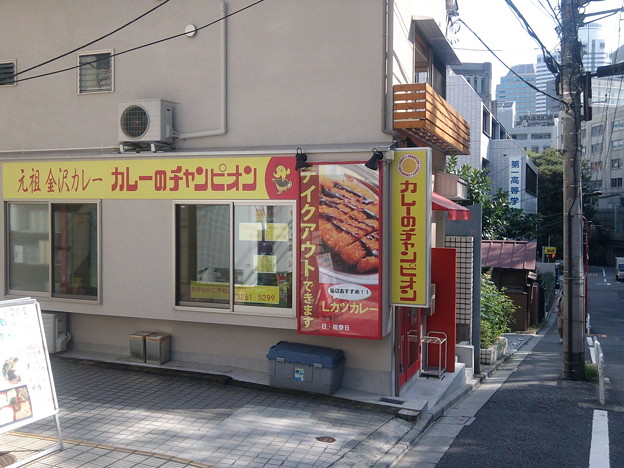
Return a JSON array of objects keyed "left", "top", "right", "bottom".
[{"left": 480, "top": 272, "right": 516, "bottom": 365}]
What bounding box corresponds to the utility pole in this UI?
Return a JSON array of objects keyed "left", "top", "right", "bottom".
[{"left": 560, "top": 0, "right": 585, "bottom": 380}]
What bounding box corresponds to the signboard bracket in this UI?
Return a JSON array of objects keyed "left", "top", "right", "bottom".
[{"left": 8, "top": 414, "right": 63, "bottom": 467}]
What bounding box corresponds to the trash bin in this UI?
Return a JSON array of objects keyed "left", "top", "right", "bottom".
[
  {"left": 266, "top": 341, "right": 345, "bottom": 395},
  {"left": 129, "top": 331, "right": 154, "bottom": 362},
  {"left": 145, "top": 333, "right": 171, "bottom": 364}
]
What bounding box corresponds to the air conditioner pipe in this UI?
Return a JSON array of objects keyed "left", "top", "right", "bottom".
[
  {"left": 382, "top": 0, "right": 395, "bottom": 136},
  {"left": 175, "top": 0, "right": 228, "bottom": 140}
]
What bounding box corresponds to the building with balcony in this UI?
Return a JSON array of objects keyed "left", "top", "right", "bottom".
[{"left": 0, "top": 1, "right": 472, "bottom": 397}]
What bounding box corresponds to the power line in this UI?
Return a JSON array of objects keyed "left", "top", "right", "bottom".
[
  {"left": 454, "top": 46, "right": 540, "bottom": 52},
  {"left": 454, "top": 18, "right": 566, "bottom": 105},
  {"left": 533, "top": 0, "right": 562, "bottom": 27},
  {"left": 504, "top": 0, "right": 561, "bottom": 74},
  {"left": 13, "top": 0, "right": 265, "bottom": 84},
  {"left": 13, "top": 0, "right": 173, "bottom": 79}
]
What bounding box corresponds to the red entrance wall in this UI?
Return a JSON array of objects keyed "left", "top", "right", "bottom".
[{"left": 427, "top": 247, "right": 456, "bottom": 373}]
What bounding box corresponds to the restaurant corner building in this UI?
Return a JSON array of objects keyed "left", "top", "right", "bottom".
[{"left": 0, "top": 1, "right": 471, "bottom": 397}]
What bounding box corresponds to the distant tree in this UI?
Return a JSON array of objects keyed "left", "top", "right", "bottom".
[
  {"left": 529, "top": 148, "right": 598, "bottom": 262},
  {"left": 529, "top": 149, "right": 563, "bottom": 252},
  {"left": 446, "top": 156, "right": 541, "bottom": 240}
]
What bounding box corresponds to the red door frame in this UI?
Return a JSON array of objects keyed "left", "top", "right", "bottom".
[{"left": 397, "top": 306, "right": 421, "bottom": 387}]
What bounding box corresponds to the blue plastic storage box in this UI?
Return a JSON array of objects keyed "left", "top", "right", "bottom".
[{"left": 266, "top": 341, "right": 345, "bottom": 395}]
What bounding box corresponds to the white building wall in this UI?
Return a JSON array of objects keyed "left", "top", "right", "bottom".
[
  {"left": 447, "top": 73, "right": 485, "bottom": 169},
  {"left": 1, "top": 0, "right": 388, "bottom": 152},
  {"left": 0, "top": 0, "right": 455, "bottom": 396}
]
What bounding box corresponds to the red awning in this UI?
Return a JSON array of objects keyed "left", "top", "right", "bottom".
[{"left": 431, "top": 192, "right": 471, "bottom": 220}]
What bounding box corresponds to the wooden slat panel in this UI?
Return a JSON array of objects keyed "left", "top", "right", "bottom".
[
  {"left": 395, "top": 111, "right": 469, "bottom": 151},
  {"left": 392, "top": 83, "right": 470, "bottom": 155},
  {"left": 394, "top": 95, "right": 467, "bottom": 132},
  {"left": 394, "top": 83, "right": 428, "bottom": 92}
]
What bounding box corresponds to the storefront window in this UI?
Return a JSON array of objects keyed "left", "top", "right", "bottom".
[
  {"left": 51, "top": 204, "right": 99, "bottom": 299},
  {"left": 7, "top": 203, "right": 50, "bottom": 293},
  {"left": 176, "top": 204, "right": 231, "bottom": 308},
  {"left": 176, "top": 202, "right": 293, "bottom": 312},
  {"left": 7, "top": 202, "right": 99, "bottom": 300},
  {"left": 233, "top": 205, "right": 293, "bottom": 309}
]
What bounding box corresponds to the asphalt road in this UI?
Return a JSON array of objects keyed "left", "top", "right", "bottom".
[
  {"left": 586, "top": 265, "right": 624, "bottom": 466},
  {"left": 397, "top": 265, "right": 624, "bottom": 468}
]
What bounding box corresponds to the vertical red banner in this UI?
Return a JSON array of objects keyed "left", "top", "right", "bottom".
[{"left": 297, "top": 163, "right": 382, "bottom": 339}]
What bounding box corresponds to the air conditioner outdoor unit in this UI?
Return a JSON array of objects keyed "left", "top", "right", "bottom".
[
  {"left": 42, "top": 311, "right": 71, "bottom": 353},
  {"left": 118, "top": 99, "right": 175, "bottom": 144}
]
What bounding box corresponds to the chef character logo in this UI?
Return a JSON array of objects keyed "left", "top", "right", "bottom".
[{"left": 272, "top": 165, "right": 293, "bottom": 194}]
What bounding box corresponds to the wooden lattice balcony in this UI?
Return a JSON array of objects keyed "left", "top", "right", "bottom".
[{"left": 393, "top": 83, "right": 470, "bottom": 155}]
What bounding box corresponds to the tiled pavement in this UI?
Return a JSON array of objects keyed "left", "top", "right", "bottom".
[
  {"left": 2, "top": 359, "right": 408, "bottom": 467},
  {"left": 0, "top": 329, "right": 540, "bottom": 467}
]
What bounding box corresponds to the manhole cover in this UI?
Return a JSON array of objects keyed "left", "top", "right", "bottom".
[{"left": 316, "top": 436, "right": 336, "bottom": 443}]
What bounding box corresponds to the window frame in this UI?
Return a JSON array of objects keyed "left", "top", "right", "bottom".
[
  {"left": 173, "top": 200, "right": 296, "bottom": 318},
  {"left": 5, "top": 200, "right": 101, "bottom": 302},
  {"left": 77, "top": 50, "right": 114, "bottom": 94},
  {"left": 482, "top": 106, "right": 492, "bottom": 137},
  {"left": 591, "top": 124, "right": 605, "bottom": 137},
  {"left": 0, "top": 60, "right": 17, "bottom": 87}
]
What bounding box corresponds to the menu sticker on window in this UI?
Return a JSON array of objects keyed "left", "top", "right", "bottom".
[
  {"left": 265, "top": 223, "right": 289, "bottom": 242},
  {"left": 254, "top": 255, "right": 277, "bottom": 273},
  {"left": 238, "top": 223, "right": 263, "bottom": 241}
]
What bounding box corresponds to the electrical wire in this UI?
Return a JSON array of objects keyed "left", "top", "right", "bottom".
[
  {"left": 13, "top": 0, "right": 174, "bottom": 79},
  {"left": 536, "top": 0, "right": 563, "bottom": 27},
  {"left": 454, "top": 18, "right": 566, "bottom": 105},
  {"left": 12, "top": 0, "right": 265, "bottom": 84},
  {"left": 504, "top": 0, "right": 561, "bottom": 73}
]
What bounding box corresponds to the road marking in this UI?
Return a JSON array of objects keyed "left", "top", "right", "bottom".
[{"left": 589, "top": 410, "right": 609, "bottom": 468}]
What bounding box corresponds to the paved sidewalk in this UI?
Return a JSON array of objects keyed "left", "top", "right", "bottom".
[
  {"left": 0, "top": 327, "right": 542, "bottom": 467},
  {"left": 2, "top": 357, "right": 413, "bottom": 467}
]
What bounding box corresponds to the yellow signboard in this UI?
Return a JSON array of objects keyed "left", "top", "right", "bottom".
[
  {"left": 390, "top": 149, "right": 431, "bottom": 307},
  {"left": 3, "top": 156, "right": 299, "bottom": 200},
  {"left": 544, "top": 247, "right": 556, "bottom": 255}
]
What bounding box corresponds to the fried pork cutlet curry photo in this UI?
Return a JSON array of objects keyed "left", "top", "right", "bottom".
[{"left": 318, "top": 166, "right": 380, "bottom": 277}]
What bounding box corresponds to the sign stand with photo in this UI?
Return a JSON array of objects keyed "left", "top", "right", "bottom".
[{"left": 0, "top": 297, "right": 63, "bottom": 466}]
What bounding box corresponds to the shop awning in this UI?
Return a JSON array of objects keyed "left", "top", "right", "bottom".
[{"left": 432, "top": 192, "right": 471, "bottom": 220}]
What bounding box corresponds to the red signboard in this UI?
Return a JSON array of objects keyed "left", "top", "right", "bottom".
[{"left": 298, "top": 163, "right": 382, "bottom": 339}]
